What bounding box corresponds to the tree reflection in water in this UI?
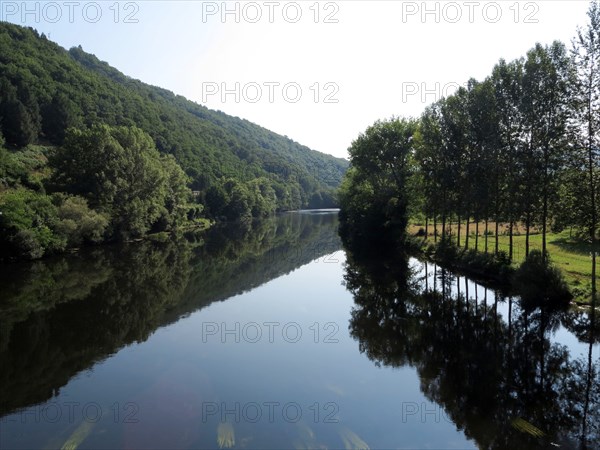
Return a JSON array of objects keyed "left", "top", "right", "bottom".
[
  {"left": 344, "top": 246, "right": 599, "bottom": 449},
  {"left": 0, "top": 212, "right": 341, "bottom": 418}
]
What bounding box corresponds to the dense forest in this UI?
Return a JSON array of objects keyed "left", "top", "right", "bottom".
[
  {"left": 0, "top": 22, "right": 348, "bottom": 260},
  {"left": 339, "top": 1, "right": 599, "bottom": 305}
]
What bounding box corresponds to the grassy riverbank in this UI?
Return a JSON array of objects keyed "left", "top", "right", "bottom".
[{"left": 408, "top": 223, "right": 597, "bottom": 306}]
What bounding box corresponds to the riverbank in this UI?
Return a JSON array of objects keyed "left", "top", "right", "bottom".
[
  {"left": 0, "top": 218, "right": 213, "bottom": 263},
  {"left": 407, "top": 230, "right": 597, "bottom": 308}
]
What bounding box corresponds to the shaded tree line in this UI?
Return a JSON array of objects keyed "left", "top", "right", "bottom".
[
  {"left": 0, "top": 125, "right": 199, "bottom": 259},
  {"left": 339, "top": 1, "right": 599, "bottom": 305}
]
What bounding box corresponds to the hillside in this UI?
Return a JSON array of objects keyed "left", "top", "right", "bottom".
[
  {"left": 0, "top": 22, "right": 348, "bottom": 259},
  {"left": 0, "top": 23, "right": 347, "bottom": 204}
]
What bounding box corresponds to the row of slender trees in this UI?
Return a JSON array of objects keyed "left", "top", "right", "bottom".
[
  {"left": 415, "top": 3, "right": 598, "bottom": 257},
  {"left": 339, "top": 1, "right": 598, "bottom": 305},
  {"left": 412, "top": 2, "right": 598, "bottom": 286}
]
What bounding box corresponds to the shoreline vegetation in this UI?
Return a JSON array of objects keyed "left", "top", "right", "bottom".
[
  {"left": 405, "top": 231, "right": 597, "bottom": 310},
  {"left": 0, "top": 23, "right": 347, "bottom": 262},
  {"left": 338, "top": 1, "right": 598, "bottom": 308},
  {"left": 407, "top": 222, "right": 598, "bottom": 307}
]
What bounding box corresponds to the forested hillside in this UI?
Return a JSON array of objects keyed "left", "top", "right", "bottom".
[{"left": 0, "top": 22, "right": 347, "bottom": 259}]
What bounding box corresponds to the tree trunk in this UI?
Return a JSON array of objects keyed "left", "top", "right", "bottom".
[
  {"left": 442, "top": 212, "right": 446, "bottom": 241},
  {"left": 425, "top": 217, "right": 429, "bottom": 238},
  {"left": 434, "top": 215, "right": 438, "bottom": 242},
  {"left": 587, "top": 110, "right": 597, "bottom": 312},
  {"left": 475, "top": 220, "right": 479, "bottom": 251},
  {"left": 495, "top": 221, "right": 499, "bottom": 255},
  {"left": 509, "top": 220, "right": 514, "bottom": 262},
  {"left": 485, "top": 218, "right": 489, "bottom": 254},
  {"left": 465, "top": 217, "right": 470, "bottom": 250},
  {"left": 542, "top": 146, "right": 549, "bottom": 260},
  {"left": 457, "top": 215, "right": 461, "bottom": 247},
  {"left": 525, "top": 213, "right": 531, "bottom": 257}
]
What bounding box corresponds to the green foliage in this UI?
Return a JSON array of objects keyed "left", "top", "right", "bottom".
[
  {"left": 0, "top": 188, "right": 65, "bottom": 259},
  {"left": 340, "top": 6, "right": 596, "bottom": 302},
  {"left": 42, "top": 93, "right": 79, "bottom": 144},
  {"left": 513, "top": 250, "right": 572, "bottom": 308},
  {"left": 53, "top": 194, "right": 109, "bottom": 246},
  {"left": 50, "top": 125, "right": 191, "bottom": 239},
  {"left": 433, "top": 236, "right": 459, "bottom": 264},
  {"left": 1, "top": 99, "right": 38, "bottom": 147},
  {"left": 205, "top": 176, "right": 277, "bottom": 222},
  {"left": 339, "top": 118, "right": 417, "bottom": 252},
  {"left": 0, "top": 22, "right": 348, "bottom": 218}
]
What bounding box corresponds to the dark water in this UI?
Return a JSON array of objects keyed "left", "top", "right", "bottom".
[{"left": 0, "top": 211, "right": 598, "bottom": 449}]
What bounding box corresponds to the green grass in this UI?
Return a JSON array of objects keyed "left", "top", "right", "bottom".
[{"left": 409, "top": 223, "right": 597, "bottom": 305}]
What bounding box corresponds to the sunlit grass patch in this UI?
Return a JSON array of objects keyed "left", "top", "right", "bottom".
[{"left": 409, "top": 223, "right": 598, "bottom": 305}]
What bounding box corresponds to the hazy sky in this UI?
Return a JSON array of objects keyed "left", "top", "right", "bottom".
[{"left": 1, "top": 0, "right": 592, "bottom": 158}]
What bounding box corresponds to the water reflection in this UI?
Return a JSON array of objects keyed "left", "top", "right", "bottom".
[
  {"left": 0, "top": 212, "right": 341, "bottom": 418},
  {"left": 344, "top": 247, "right": 599, "bottom": 449}
]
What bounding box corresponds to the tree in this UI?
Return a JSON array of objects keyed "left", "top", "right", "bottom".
[
  {"left": 42, "top": 92, "right": 79, "bottom": 144},
  {"left": 570, "top": 0, "right": 600, "bottom": 308},
  {"left": 522, "top": 42, "right": 573, "bottom": 258},
  {"left": 339, "top": 118, "right": 417, "bottom": 250},
  {"left": 156, "top": 154, "right": 192, "bottom": 231},
  {"left": 439, "top": 89, "right": 470, "bottom": 247},
  {"left": 491, "top": 58, "right": 525, "bottom": 258},
  {"left": 1, "top": 99, "right": 38, "bottom": 148},
  {"left": 466, "top": 77, "right": 499, "bottom": 252},
  {"left": 415, "top": 104, "right": 445, "bottom": 241},
  {"left": 51, "top": 125, "right": 192, "bottom": 239},
  {"left": 53, "top": 194, "right": 109, "bottom": 246}
]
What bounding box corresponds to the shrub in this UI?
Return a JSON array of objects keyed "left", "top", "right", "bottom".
[
  {"left": 434, "top": 236, "right": 458, "bottom": 264},
  {"left": 54, "top": 195, "right": 109, "bottom": 246},
  {"left": 513, "top": 250, "right": 572, "bottom": 309},
  {"left": 0, "top": 188, "right": 66, "bottom": 259}
]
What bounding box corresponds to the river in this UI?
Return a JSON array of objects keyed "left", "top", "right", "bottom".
[{"left": 0, "top": 211, "right": 598, "bottom": 449}]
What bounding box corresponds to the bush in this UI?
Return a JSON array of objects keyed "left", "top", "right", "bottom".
[
  {"left": 0, "top": 188, "right": 66, "bottom": 259},
  {"left": 513, "top": 250, "right": 572, "bottom": 309},
  {"left": 434, "top": 236, "right": 458, "bottom": 264},
  {"left": 495, "top": 250, "right": 511, "bottom": 266},
  {"left": 54, "top": 195, "right": 109, "bottom": 246}
]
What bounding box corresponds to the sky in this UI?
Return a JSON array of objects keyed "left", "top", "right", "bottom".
[{"left": 1, "top": 0, "right": 592, "bottom": 159}]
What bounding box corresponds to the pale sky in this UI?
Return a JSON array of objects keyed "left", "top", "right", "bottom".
[{"left": 1, "top": 0, "right": 592, "bottom": 159}]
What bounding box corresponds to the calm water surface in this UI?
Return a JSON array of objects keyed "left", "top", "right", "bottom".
[{"left": 0, "top": 211, "right": 598, "bottom": 449}]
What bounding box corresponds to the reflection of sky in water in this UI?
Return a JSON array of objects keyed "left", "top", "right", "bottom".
[
  {"left": 1, "top": 250, "right": 476, "bottom": 449},
  {"left": 146, "top": 251, "right": 475, "bottom": 449},
  {"left": 2, "top": 231, "right": 596, "bottom": 449}
]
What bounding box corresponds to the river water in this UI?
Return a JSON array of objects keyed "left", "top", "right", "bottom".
[{"left": 0, "top": 211, "right": 598, "bottom": 449}]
